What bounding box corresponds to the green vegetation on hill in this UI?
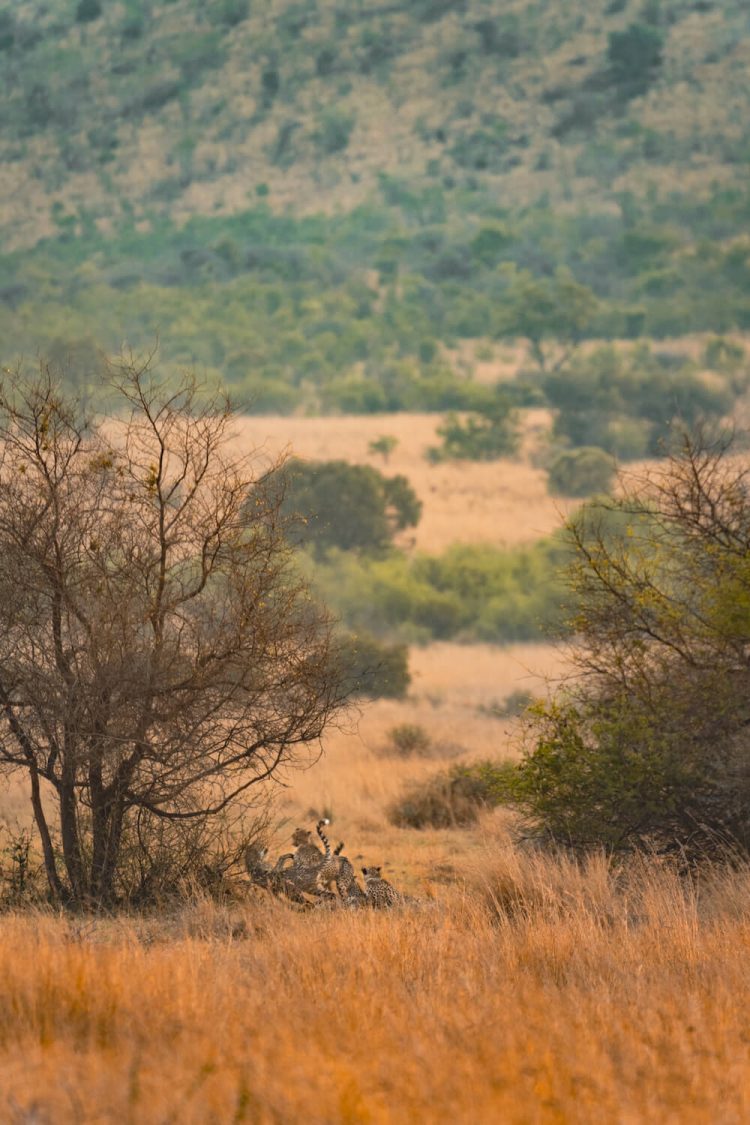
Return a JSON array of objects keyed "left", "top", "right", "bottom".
[{"left": 1, "top": 1, "right": 750, "bottom": 414}]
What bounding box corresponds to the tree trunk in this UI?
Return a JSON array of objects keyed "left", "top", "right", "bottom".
[
  {"left": 28, "top": 763, "right": 65, "bottom": 902},
  {"left": 59, "top": 771, "right": 85, "bottom": 902}
]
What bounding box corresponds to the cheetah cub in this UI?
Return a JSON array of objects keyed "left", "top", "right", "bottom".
[
  {"left": 315, "top": 822, "right": 365, "bottom": 906},
  {"left": 290, "top": 819, "right": 329, "bottom": 870},
  {"left": 362, "top": 865, "right": 400, "bottom": 909}
]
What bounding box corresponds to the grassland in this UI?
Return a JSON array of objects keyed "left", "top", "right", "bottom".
[
  {"left": 0, "top": 409, "right": 748, "bottom": 1122},
  {"left": 233, "top": 409, "right": 576, "bottom": 552},
  {"left": 2, "top": 845, "right": 750, "bottom": 1123}
]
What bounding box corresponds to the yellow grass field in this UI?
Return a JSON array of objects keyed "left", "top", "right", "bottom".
[
  {"left": 2, "top": 844, "right": 750, "bottom": 1123},
  {"left": 3, "top": 410, "right": 746, "bottom": 1122},
  {"left": 231, "top": 410, "right": 576, "bottom": 552}
]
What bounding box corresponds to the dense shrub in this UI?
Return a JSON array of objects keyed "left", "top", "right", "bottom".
[
  {"left": 280, "top": 459, "right": 422, "bottom": 555},
  {"left": 389, "top": 761, "right": 517, "bottom": 828},
  {"left": 75, "top": 0, "right": 102, "bottom": 22},
  {"left": 428, "top": 399, "right": 519, "bottom": 462},
  {"left": 606, "top": 23, "right": 664, "bottom": 95},
  {"left": 311, "top": 538, "right": 570, "bottom": 644},
  {"left": 384, "top": 723, "right": 432, "bottom": 757},
  {"left": 335, "top": 633, "right": 410, "bottom": 699},
  {"left": 547, "top": 447, "right": 616, "bottom": 497},
  {"left": 519, "top": 436, "right": 750, "bottom": 856}
]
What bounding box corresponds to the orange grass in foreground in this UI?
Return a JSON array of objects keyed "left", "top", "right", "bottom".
[{"left": 1, "top": 846, "right": 750, "bottom": 1124}]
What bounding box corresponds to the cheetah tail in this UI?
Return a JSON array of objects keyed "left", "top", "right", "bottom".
[{"left": 316, "top": 818, "right": 332, "bottom": 857}]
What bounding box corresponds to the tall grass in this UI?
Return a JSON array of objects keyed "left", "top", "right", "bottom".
[{"left": 1, "top": 846, "right": 749, "bottom": 1122}]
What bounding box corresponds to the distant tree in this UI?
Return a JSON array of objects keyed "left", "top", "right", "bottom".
[
  {"left": 369, "top": 434, "right": 399, "bottom": 464},
  {"left": 335, "top": 633, "right": 410, "bottom": 699},
  {"left": 547, "top": 447, "right": 616, "bottom": 498},
  {"left": 428, "top": 394, "right": 520, "bottom": 462},
  {"left": 314, "top": 109, "right": 355, "bottom": 155},
  {"left": 606, "top": 23, "right": 664, "bottom": 95},
  {"left": 75, "top": 0, "right": 102, "bottom": 23},
  {"left": 516, "top": 430, "right": 750, "bottom": 856},
  {"left": 281, "top": 459, "right": 421, "bottom": 555},
  {"left": 0, "top": 361, "right": 346, "bottom": 907},
  {"left": 499, "top": 270, "right": 598, "bottom": 374}
]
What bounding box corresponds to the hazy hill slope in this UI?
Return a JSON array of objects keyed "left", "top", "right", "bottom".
[
  {"left": 2, "top": 0, "right": 749, "bottom": 248},
  {"left": 1, "top": 1, "right": 749, "bottom": 407}
]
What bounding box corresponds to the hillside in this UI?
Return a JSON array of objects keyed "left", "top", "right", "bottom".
[
  {"left": 1, "top": 0, "right": 750, "bottom": 408},
  {"left": 3, "top": 0, "right": 750, "bottom": 243}
]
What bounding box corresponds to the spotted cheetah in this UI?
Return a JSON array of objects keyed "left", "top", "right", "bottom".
[
  {"left": 290, "top": 821, "right": 327, "bottom": 870},
  {"left": 314, "top": 822, "right": 366, "bottom": 905},
  {"left": 362, "top": 865, "right": 401, "bottom": 909},
  {"left": 244, "top": 844, "right": 307, "bottom": 902}
]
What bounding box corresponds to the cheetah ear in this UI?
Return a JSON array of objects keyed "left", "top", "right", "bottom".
[
  {"left": 375, "top": 866, "right": 382, "bottom": 876},
  {"left": 361, "top": 867, "right": 367, "bottom": 875}
]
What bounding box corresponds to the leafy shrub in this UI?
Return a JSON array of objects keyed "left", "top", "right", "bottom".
[
  {"left": 547, "top": 447, "right": 616, "bottom": 497},
  {"left": 385, "top": 723, "right": 432, "bottom": 757},
  {"left": 75, "top": 0, "right": 102, "bottom": 22},
  {"left": 314, "top": 109, "right": 355, "bottom": 155},
  {"left": 520, "top": 436, "right": 750, "bottom": 856},
  {"left": 606, "top": 23, "right": 664, "bottom": 95},
  {"left": 208, "top": 0, "right": 250, "bottom": 28},
  {"left": 368, "top": 434, "right": 399, "bottom": 463},
  {"left": 428, "top": 400, "right": 519, "bottom": 462},
  {"left": 494, "top": 689, "right": 537, "bottom": 718},
  {"left": 389, "top": 761, "right": 517, "bottom": 829},
  {"left": 311, "top": 538, "right": 570, "bottom": 644},
  {"left": 335, "top": 633, "right": 410, "bottom": 700},
  {"left": 280, "top": 458, "right": 422, "bottom": 555},
  {"left": 0, "top": 11, "right": 15, "bottom": 51}
]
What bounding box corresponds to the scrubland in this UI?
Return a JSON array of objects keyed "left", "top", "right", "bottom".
[
  {"left": 234, "top": 410, "right": 574, "bottom": 553},
  {"left": 1, "top": 420, "right": 747, "bottom": 1124},
  {"left": 1, "top": 638, "right": 748, "bottom": 1123}
]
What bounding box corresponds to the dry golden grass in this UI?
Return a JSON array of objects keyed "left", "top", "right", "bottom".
[
  {"left": 232, "top": 410, "right": 576, "bottom": 552},
  {"left": 2, "top": 838, "right": 750, "bottom": 1123},
  {"left": 272, "top": 641, "right": 567, "bottom": 874}
]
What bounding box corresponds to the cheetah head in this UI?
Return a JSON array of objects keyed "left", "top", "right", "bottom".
[
  {"left": 362, "top": 866, "right": 382, "bottom": 879},
  {"left": 292, "top": 828, "right": 313, "bottom": 846}
]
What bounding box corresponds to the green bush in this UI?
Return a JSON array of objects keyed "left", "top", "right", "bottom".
[
  {"left": 519, "top": 437, "right": 750, "bottom": 856},
  {"left": 428, "top": 402, "right": 519, "bottom": 462},
  {"left": 389, "top": 760, "right": 517, "bottom": 829},
  {"left": 75, "top": 0, "right": 102, "bottom": 22},
  {"left": 208, "top": 0, "right": 250, "bottom": 28},
  {"left": 314, "top": 109, "right": 355, "bottom": 155},
  {"left": 547, "top": 447, "right": 616, "bottom": 498},
  {"left": 280, "top": 458, "right": 422, "bottom": 556},
  {"left": 385, "top": 723, "right": 432, "bottom": 757},
  {"left": 310, "top": 538, "right": 570, "bottom": 644},
  {"left": 335, "top": 633, "right": 410, "bottom": 700},
  {"left": 606, "top": 23, "right": 664, "bottom": 95}
]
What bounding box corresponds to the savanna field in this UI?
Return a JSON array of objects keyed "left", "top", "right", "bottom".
[
  {"left": 1, "top": 413, "right": 749, "bottom": 1124},
  {"left": 5, "top": 0, "right": 750, "bottom": 1117}
]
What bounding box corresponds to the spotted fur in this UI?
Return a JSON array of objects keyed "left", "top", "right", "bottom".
[{"left": 362, "top": 865, "right": 400, "bottom": 909}]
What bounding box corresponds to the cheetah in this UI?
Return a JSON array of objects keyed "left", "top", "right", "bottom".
[
  {"left": 244, "top": 844, "right": 307, "bottom": 902},
  {"left": 314, "top": 822, "right": 366, "bottom": 905},
  {"left": 362, "top": 865, "right": 401, "bottom": 909},
  {"left": 290, "top": 819, "right": 331, "bottom": 870}
]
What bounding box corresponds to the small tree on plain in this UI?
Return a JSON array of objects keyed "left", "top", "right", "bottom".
[
  {"left": 547, "top": 446, "right": 616, "bottom": 497},
  {"left": 0, "top": 360, "right": 346, "bottom": 907},
  {"left": 368, "top": 435, "right": 398, "bottom": 464},
  {"left": 517, "top": 430, "right": 750, "bottom": 855},
  {"left": 280, "top": 458, "right": 421, "bottom": 555}
]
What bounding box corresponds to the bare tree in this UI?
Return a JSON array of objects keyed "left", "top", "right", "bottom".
[{"left": 0, "top": 359, "right": 346, "bottom": 906}]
